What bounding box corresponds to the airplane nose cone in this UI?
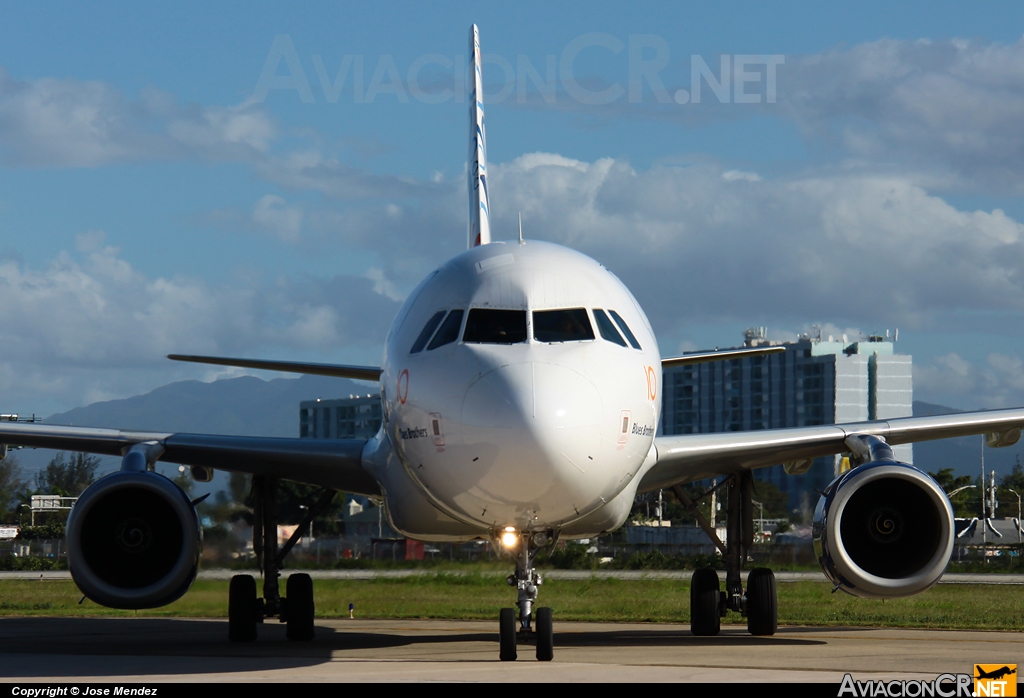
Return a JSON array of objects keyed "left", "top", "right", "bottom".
[{"left": 459, "top": 362, "right": 603, "bottom": 525}]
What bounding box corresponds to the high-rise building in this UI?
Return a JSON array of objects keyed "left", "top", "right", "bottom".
[
  {"left": 299, "top": 394, "right": 382, "bottom": 440},
  {"left": 660, "top": 327, "right": 912, "bottom": 513}
]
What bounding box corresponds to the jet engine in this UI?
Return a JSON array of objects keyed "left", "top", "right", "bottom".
[
  {"left": 66, "top": 470, "right": 201, "bottom": 609},
  {"left": 813, "top": 447, "right": 954, "bottom": 599}
]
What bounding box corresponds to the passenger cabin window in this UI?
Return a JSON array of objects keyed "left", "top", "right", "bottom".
[
  {"left": 592, "top": 309, "right": 627, "bottom": 347},
  {"left": 427, "top": 309, "right": 464, "bottom": 350},
  {"left": 463, "top": 309, "right": 527, "bottom": 344},
  {"left": 410, "top": 310, "right": 447, "bottom": 354},
  {"left": 533, "top": 308, "right": 594, "bottom": 343},
  {"left": 609, "top": 309, "right": 642, "bottom": 350}
]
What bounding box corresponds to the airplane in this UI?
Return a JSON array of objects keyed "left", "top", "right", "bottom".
[
  {"left": 3, "top": 24, "right": 1024, "bottom": 662},
  {"left": 975, "top": 666, "right": 1017, "bottom": 681}
]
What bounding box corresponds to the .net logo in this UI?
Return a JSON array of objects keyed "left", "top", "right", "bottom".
[{"left": 974, "top": 665, "right": 1017, "bottom": 697}]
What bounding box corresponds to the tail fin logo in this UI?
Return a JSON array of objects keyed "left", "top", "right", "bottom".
[{"left": 467, "top": 24, "right": 491, "bottom": 248}]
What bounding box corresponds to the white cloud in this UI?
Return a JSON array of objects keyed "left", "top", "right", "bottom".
[
  {"left": 250, "top": 150, "right": 1024, "bottom": 350},
  {"left": 365, "top": 267, "right": 404, "bottom": 302},
  {"left": 7, "top": 36, "right": 1024, "bottom": 413},
  {"left": 914, "top": 352, "right": 1024, "bottom": 409},
  {"left": 504, "top": 37, "right": 1024, "bottom": 192},
  {"left": 254, "top": 150, "right": 437, "bottom": 200},
  {"left": 479, "top": 154, "right": 1024, "bottom": 339},
  {"left": 251, "top": 194, "right": 303, "bottom": 242},
  {"left": 284, "top": 305, "right": 341, "bottom": 346},
  {"left": 778, "top": 37, "right": 1024, "bottom": 192},
  {"left": 166, "top": 104, "right": 273, "bottom": 153},
  {"left": 722, "top": 170, "right": 761, "bottom": 182},
  {"left": 0, "top": 70, "right": 274, "bottom": 167},
  {"left": 0, "top": 240, "right": 400, "bottom": 413}
]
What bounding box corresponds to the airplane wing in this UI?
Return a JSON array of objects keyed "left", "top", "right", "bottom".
[
  {"left": 640, "top": 407, "right": 1024, "bottom": 492},
  {"left": 0, "top": 422, "right": 380, "bottom": 496},
  {"left": 167, "top": 354, "right": 382, "bottom": 382},
  {"left": 661, "top": 346, "right": 784, "bottom": 368}
]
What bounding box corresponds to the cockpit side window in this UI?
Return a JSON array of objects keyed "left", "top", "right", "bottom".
[
  {"left": 463, "top": 309, "right": 528, "bottom": 344},
  {"left": 593, "top": 309, "right": 627, "bottom": 347},
  {"left": 427, "top": 309, "right": 464, "bottom": 350},
  {"left": 609, "top": 309, "right": 642, "bottom": 350},
  {"left": 533, "top": 308, "right": 595, "bottom": 343},
  {"left": 410, "top": 310, "right": 447, "bottom": 354}
]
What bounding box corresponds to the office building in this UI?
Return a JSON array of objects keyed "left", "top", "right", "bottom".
[
  {"left": 660, "top": 327, "right": 912, "bottom": 512},
  {"left": 299, "top": 394, "right": 382, "bottom": 440}
]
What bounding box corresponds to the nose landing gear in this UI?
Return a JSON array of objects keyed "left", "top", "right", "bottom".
[{"left": 498, "top": 531, "right": 554, "bottom": 661}]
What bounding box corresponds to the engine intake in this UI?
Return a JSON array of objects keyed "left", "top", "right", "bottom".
[
  {"left": 813, "top": 461, "right": 954, "bottom": 598},
  {"left": 67, "top": 470, "right": 201, "bottom": 609}
]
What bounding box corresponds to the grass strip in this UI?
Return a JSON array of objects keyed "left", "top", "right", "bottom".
[{"left": 0, "top": 576, "right": 1020, "bottom": 630}]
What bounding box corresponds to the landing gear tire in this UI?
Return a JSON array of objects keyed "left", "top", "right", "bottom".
[
  {"left": 535, "top": 606, "right": 554, "bottom": 661},
  {"left": 690, "top": 568, "right": 721, "bottom": 636},
  {"left": 228, "top": 574, "right": 258, "bottom": 642},
  {"left": 286, "top": 573, "right": 315, "bottom": 641},
  {"left": 499, "top": 607, "right": 517, "bottom": 661},
  {"left": 746, "top": 567, "right": 777, "bottom": 636}
]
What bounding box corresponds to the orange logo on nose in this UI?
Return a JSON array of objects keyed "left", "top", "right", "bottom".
[
  {"left": 645, "top": 365, "right": 657, "bottom": 402},
  {"left": 397, "top": 369, "right": 410, "bottom": 404}
]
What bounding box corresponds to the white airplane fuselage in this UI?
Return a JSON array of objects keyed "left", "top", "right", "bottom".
[{"left": 363, "top": 240, "right": 662, "bottom": 541}]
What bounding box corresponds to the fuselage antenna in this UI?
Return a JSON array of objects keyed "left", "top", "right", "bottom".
[{"left": 518, "top": 211, "right": 524, "bottom": 244}]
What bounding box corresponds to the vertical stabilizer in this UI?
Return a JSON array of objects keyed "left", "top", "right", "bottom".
[{"left": 468, "top": 24, "right": 491, "bottom": 248}]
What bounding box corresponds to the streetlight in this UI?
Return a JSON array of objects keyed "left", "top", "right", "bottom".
[
  {"left": 948, "top": 485, "right": 976, "bottom": 498},
  {"left": 751, "top": 499, "right": 765, "bottom": 542},
  {"left": 946, "top": 485, "right": 977, "bottom": 563}
]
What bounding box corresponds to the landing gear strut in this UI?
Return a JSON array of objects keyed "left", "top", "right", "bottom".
[
  {"left": 674, "top": 474, "right": 778, "bottom": 637},
  {"left": 227, "top": 477, "right": 335, "bottom": 642},
  {"left": 498, "top": 531, "right": 554, "bottom": 661}
]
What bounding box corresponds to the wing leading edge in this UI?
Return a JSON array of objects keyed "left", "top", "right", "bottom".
[
  {"left": 0, "top": 422, "right": 380, "bottom": 496},
  {"left": 641, "top": 407, "right": 1024, "bottom": 493},
  {"left": 167, "top": 354, "right": 382, "bottom": 382},
  {"left": 661, "top": 346, "right": 784, "bottom": 368}
]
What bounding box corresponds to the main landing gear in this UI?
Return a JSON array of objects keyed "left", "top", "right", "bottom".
[
  {"left": 498, "top": 531, "right": 554, "bottom": 661},
  {"left": 674, "top": 472, "right": 778, "bottom": 637},
  {"left": 228, "top": 477, "right": 335, "bottom": 642}
]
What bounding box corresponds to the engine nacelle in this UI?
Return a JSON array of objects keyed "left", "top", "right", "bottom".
[
  {"left": 67, "top": 470, "right": 201, "bottom": 609},
  {"left": 813, "top": 461, "right": 954, "bottom": 599}
]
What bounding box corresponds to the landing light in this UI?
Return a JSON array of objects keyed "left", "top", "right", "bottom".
[{"left": 501, "top": 529, "right": 518, "bottom": 548}]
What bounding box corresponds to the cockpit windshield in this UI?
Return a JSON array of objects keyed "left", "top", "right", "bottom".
[
  {"left": 592, "top": 309, "right": 627, "bottom": 347},
  {"left": 609, "top": 309, "right": 642, "bottom": 350},
  {"left": 427, "top": 309, "right": 464, "bottom": 350},
  {"left": 410, "top": 310, "right": 446, "bottom": 354},
  {"left": 533, "top": 308, "right": 594, "bottom": 343},
  {"left": 463, "top": 309, "right": 528, "bottom": 344}
]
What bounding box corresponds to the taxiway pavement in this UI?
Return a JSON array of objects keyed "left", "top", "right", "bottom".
[{"left": 0, "top": 617, "right": 1019, "bottom": 683}]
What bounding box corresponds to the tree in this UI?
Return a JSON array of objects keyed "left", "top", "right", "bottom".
[
  {"left": 0, "top": 454, "right": 25, "bottom": 524},
  {"left": 929, "top": 468, "right": 977, "bottom": 518},
  {"left": 1000, "top": 458, "right": 1024, "bottom": 493},
  {"left": 229, "top": 472, "right": 250, "bottom": 505},
  {"left": 999, "top": 458, "right": 1024, "bottom": 517},
  {"left": 35, "top": 452, "right": 100, "bottom": 497},
  {"left": 276, "top": 481, "right": 345, "bottom": 536},
  {"left": 750, "top": 480, "right": 789, "bottom": 520}
]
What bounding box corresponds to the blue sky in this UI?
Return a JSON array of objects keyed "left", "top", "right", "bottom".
[{"left": 3, "top": 2, "right": 1024, "bottom": 415}]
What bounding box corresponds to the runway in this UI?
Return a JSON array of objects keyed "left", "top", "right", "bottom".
[{"left": 1, "top": 617, "right": 1020, "bottom": 683}]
